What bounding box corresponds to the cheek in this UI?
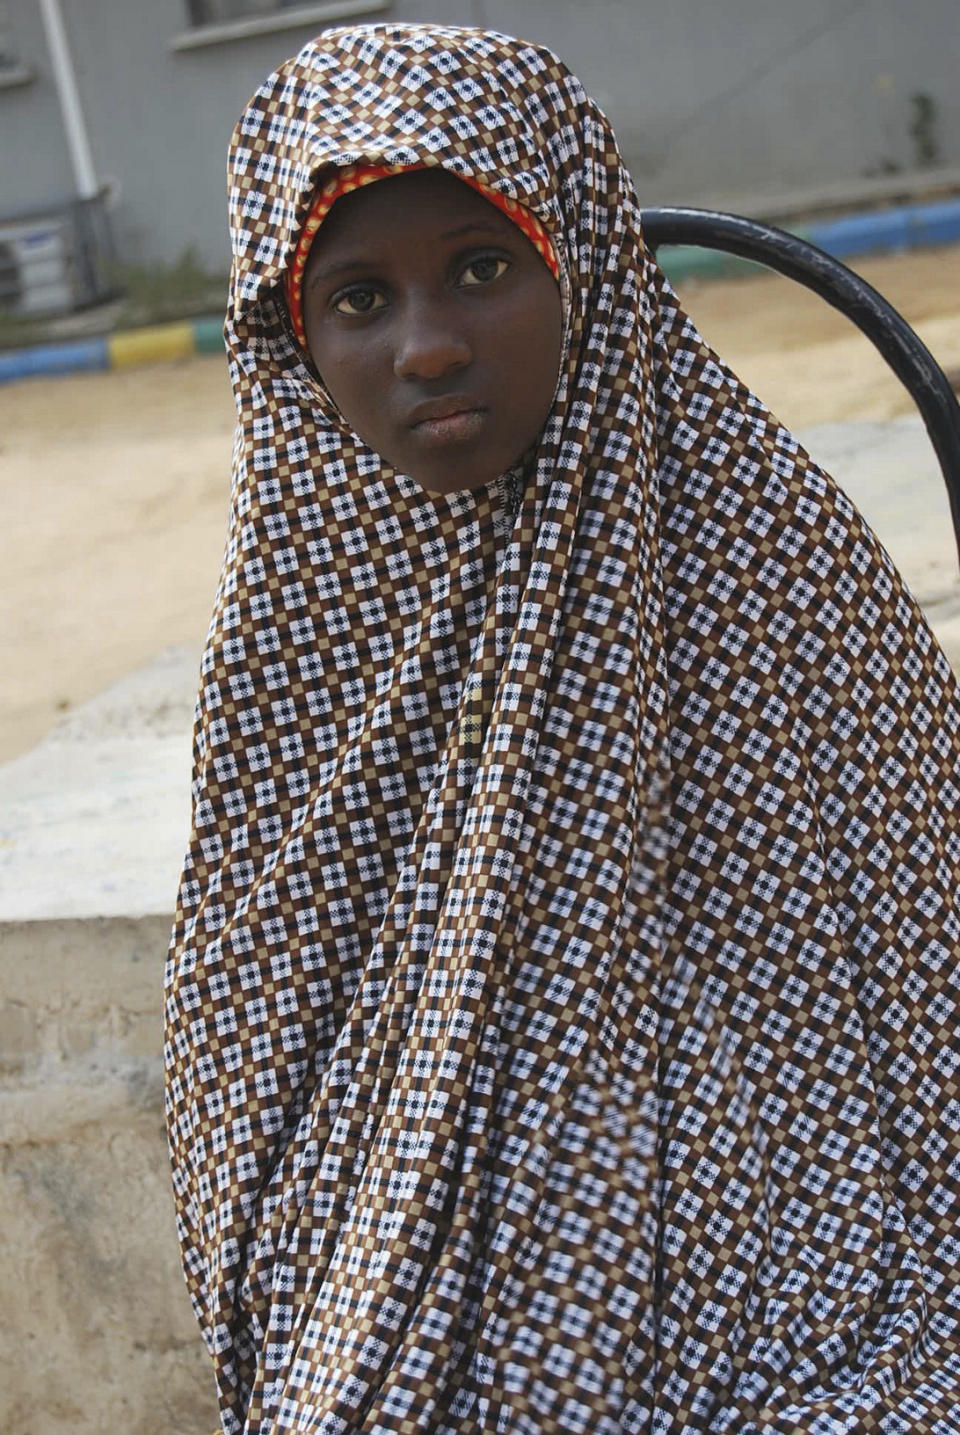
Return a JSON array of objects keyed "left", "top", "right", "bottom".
[
  {"left": 507, "top": 290, "right": 564, "bottom": 418},
  {"left": 305, "top": 331, "right": 383, "bottom": 430}
]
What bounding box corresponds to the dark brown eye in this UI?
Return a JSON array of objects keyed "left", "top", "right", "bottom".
[
  {"left": 332, "top": 286, "right": 386, "bottom": 316},
  {"left": 460, "top": 255, "right": 509, "bottom": 287}
]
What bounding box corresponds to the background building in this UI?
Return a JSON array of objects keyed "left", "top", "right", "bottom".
[{"left": 1, "top": 0, "right": 960, "bottom": 298}]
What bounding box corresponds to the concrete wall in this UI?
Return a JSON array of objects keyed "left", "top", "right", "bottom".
[
  {"left": 0, "top": 914, "right": 218, "bottom": 1435},
  {"left": 1, "top": 0, "right": 959, "bottom": 274},
  {"left": 0, "top": 651, "right": 217, "bottom": 1434}
]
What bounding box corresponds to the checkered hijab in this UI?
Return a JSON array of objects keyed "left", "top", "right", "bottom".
[{"left": 165, "top": 24, "right": 960, "bottom": 1433}]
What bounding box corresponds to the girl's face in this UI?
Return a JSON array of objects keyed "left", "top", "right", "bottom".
[{"left": 302, "top": 169, "right": 564, "bottom": 495}]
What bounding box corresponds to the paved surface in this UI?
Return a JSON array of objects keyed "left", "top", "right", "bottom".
[{"left": 1, "top": 419, "right": 957, "bottom": 926}]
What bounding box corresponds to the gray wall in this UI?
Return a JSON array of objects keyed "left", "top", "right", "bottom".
[{"left": 2, "top": 0, "right": 959, "bottom": 275}]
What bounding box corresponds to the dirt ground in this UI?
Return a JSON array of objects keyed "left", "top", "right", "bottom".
[{"left": 3, "top": 242, "right": 960, "bottom": 762}]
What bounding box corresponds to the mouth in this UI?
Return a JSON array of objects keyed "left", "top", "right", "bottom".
[{"left": 407, "top": 396, "right": 487, "bottom": 445}]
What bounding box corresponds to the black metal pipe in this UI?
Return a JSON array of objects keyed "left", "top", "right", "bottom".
[{"left": 641, "top": 206, "right": 960, "bottom": 569}]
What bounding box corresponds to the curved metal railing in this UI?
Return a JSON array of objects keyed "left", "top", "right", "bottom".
[{"left": 640, "top": 206, "right": 960, "bottom": 566}]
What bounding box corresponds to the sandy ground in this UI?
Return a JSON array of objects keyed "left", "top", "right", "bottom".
[{"left": 2, "top": 242, "right": 960, "bottom": 762}]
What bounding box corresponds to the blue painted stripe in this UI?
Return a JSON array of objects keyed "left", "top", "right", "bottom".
[
  {"left": 656, "top": 246, "right": 759, "bottom": 284},
  {"left": 659, "top": 198, "right": 960, "bottom": 285},
  {"left": 0, "top": 337, "right": 109, "bottom": 384},
  {"left": 192, "top": 315, "right": 225, "bottom": 354},
  {"left": 807, "top": 196, "right": 960, "bottom": 260}
]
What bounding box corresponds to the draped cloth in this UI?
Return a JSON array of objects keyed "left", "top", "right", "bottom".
[{"left": 164, "top": 24, "right": 960, "bottom": 1434}]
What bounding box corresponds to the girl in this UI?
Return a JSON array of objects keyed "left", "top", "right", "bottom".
[{"left": 165, "top": 24, "right": 960, "bottom": 1434}]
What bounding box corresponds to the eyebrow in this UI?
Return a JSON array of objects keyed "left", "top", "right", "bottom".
[{"left": 306, "top": 220, "right": 507, "bottom": 285}]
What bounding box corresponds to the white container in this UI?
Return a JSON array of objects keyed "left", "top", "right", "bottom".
[{"left": 0, "top": 217, "right": 74, "bottom": 315}]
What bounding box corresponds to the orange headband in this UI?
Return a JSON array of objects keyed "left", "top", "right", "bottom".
[{"left": 285, "top": 162, "right": 559, "bottom": 351}]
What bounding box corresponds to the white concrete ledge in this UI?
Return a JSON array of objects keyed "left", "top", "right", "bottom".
[
  {"left": 0, "top": 646, "right": 197, "bottom": 924},
  {"left": 170, "top": 0, "right": 389, "bottom": 52}
]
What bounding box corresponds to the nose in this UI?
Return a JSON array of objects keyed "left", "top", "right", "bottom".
[{"left": 393, "top": 299, "right": 472, "bottom": 381}]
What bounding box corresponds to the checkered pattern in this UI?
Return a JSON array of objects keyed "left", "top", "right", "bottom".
[{"left": 164, "top": 23, "right": 960, "bottom": 1434}]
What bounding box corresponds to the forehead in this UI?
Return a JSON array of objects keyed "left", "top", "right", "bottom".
[{"left": 305, "top": 169, "right": 515, "bottom": 263}]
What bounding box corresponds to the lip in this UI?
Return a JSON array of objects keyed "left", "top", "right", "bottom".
[
  {"left": 407, "top": 395, "right": 487, "bottom": 446},
  {"left": 407, "top": 395, "right": 485, "bottom": 427}
]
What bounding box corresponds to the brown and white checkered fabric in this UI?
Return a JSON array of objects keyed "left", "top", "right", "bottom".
[{"left": 164, "top": 24, "right": 960, "bottom": 1433}]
